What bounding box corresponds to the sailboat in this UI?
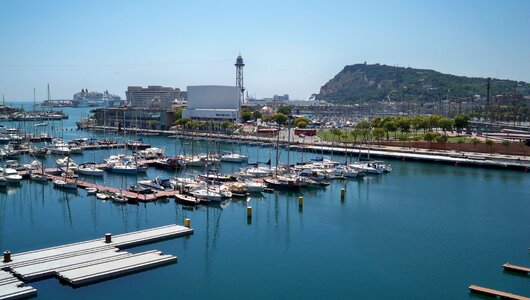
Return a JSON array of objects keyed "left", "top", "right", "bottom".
[
  {"left": 77, "top": 163, "right": 104, "bottom": 176},
  {"left": 53, "top": 170, "right": 77, "bottom": 189},
  {"left": 111, "top": 172, "right": 128, "bottom": 204},
  {"left": 30, "top": 159, "right": 48, "bottom": 183}
]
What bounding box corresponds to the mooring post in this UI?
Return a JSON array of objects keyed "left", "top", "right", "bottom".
[{"left": 105, "top": 233, "right": 112, "bottom": 243}]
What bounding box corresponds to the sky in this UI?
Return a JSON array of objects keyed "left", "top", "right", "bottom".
[{"left": 0, "top": 0, "right": 529, "bottom": 101}]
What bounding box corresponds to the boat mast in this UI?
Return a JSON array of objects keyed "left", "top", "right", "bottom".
[
  {"left": 286, "top": 116, "right": 291, "bottom": 170},
  {"left": 275, "top": 122, "right": 280, "bottom": 176}
]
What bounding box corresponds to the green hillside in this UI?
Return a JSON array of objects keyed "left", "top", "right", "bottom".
[{"left": 316, "top": 63, "right": 530, "bottom": 103}]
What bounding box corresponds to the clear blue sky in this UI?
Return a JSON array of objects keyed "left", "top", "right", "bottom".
[{"left": 1, "top": 0, "right": 529, "bottom": 101}]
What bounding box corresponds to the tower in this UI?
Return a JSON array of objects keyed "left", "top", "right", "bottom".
[{"left": 235, "top": 54, "right": 245, "bottom": 122}]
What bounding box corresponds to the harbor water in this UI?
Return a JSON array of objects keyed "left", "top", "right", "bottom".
[{"left": 1, "top": 104, "right": 530, "bottom": 299}]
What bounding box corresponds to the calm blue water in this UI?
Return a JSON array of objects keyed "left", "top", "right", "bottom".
[{"left": 1, "top": 104, "right": 530, "bottom": 299}]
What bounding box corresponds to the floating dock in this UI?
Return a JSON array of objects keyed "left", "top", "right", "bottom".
[
  {"left": 57, "top": 250, "right": 176, "bottom": 286},
  {"left": 468, "top": 285, "right": 530, "bottom": 300},
  {"left": 503, "top": 263, "right": 530, "bottom": 275},
  {"left": 0, "top": 271, "right": 37, "bottom": 300},
  {"left": 0, "top": 224, "right": 192, "bottom": 299}
]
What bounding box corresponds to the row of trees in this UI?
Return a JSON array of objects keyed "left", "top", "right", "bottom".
[
  {"left": 360, "top": 114, "right": 470, "bottom": 140},
  {"left": 321, "top": 114, "right": 471, "bottom": 144}
]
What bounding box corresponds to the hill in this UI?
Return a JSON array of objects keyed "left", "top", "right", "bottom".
[{"left": 316, "top": 63, "right": 530, "bottom": 103}]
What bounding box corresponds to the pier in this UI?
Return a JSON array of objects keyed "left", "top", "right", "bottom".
[
  {"left": 503, "top": 263, "right": 530, "bottom": 275},
  {"left": 0, "top": 224, "right": 192, "bottom": 299},
  {"left": 468, "top": 285, "right": 530, "bottom": 300}
]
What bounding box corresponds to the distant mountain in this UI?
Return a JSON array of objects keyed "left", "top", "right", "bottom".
[{"left": 316, "top": 63, "right": 530, "bottom": 103}]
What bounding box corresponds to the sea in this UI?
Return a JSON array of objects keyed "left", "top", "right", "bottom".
[{"left": 0, "top": 102, "right": 529, "bottom": 299}]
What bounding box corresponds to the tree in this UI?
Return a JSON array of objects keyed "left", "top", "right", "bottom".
[
  {"left": 221, "top": 120, "right": 233, "bottom": 129},
  {"left": 355, "top": 120, "right": 371, "bottom": 130},
  {"left": 395, "top": 117, "right": 411, "bottom": 134},
  {"left": 423, "top": 131, "right": 438, "bottom": 148},
  {"left": 371, "top": 116, "right": 382, "bottom": 129},
  {"left": 330, "top": 128, "right": 342, "bottom": 136},
  {"left": 174, "top": 108, "right": 182, "bottom": 120},
  {"left": 294, "top": 117, "right": 309, "bottom": 127},
  {"left": 412, "top": 116, "right": 426, "bottom": 134},
  {"left": 276, "top": 105, "right": 293, "bottom": 115},
  {"left": 382, "top": 120, "right": 397, "bottom": 140},
  {"left": 372, "top": 128, "right": 385, "bottom": 142},
  {"left": 428, "top": 114, "right": 442, "bottom": 131},
  {"left": 252, "top": 110, "right": 262, "bottom": 120},
  {"left": 349, "top": 129, "right": 359, "bottom": 143},
  {"left": 272, "top": 113, "right": 288, "bottom": 125},
  {"left": 439, "top": 118, "right": 453, "bottom": 133},
  {"left": 454, "top": 114, "right": 470, "bottom": 134},
  {"left": 241, "top": 109, "right": 252, "bottom": 122},
  {"left": 436, "top": 134, "right": 448, "bottom": 149},
  {"left": 296, "top": 120, "right": 308, "bottom": 128}
]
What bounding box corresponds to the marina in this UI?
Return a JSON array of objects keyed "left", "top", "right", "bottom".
[
  {"left": 2, "top": 1, "right": 530, "bottom": 298},
  {"left": 0, "top": 107, "right": 528, "bottom": 299}
]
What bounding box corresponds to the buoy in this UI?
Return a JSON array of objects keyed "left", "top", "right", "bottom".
[
  {"left": 298, "top": 196, "right": 303, "bottom": 207},
  {"left": 105, "top": 233, "right": 112, "bottom": 244},
  {"left": 184, "top": 218, "right": 191, "bottom": 228},
  {"left": 247, "top": 206, "right": 252, "bottom": 219},
  {"left": 3, "top": 251, "right": 11, "bottom": 263},
  {"left": 340, "top": 188, "right": 345, "bottom": 199}
]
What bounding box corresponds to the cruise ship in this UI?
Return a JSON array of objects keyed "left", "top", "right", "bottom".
[{"left": 72, "top": 89, "right": 122, "bottom": 107}]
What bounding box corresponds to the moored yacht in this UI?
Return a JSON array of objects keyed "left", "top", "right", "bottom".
[
  {"left": 220, "top": 153, "right": 249, "bottom": 163},
  {"left": 0, "top": 168, "right": 22, "bottom": 184},
  {"left": 77, "top": 163, "right": 104, "bottom": 176}
]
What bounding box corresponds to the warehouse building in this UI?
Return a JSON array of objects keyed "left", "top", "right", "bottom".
[{"left": 182, "top": 85, "right": 240, "bottom": 121}]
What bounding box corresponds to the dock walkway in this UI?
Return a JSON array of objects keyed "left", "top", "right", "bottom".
[
  {"left": 57, "top": 250, "right": 176, "bottom": 286},
  {"left": 0, "top": 224, "right": 192, "bottom": 299},
  {"left": 503, "top": 263, "right": 530, "bottom": 274},
  {"left": 469, "top": 285, "right": 530, "bottom": 300}
]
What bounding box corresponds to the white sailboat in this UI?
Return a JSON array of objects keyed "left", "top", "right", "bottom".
[{"left": 78, "top": 163, "right": 104, "bottom": 176}]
